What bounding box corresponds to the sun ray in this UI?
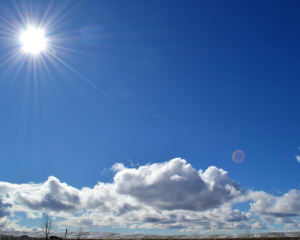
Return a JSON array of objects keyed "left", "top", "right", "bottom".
[
  {"left": 39, "top": 2, "right": 67, "bottom": 31},
  {"left": 47, "top": 43, "right": 99, "bottom": 58},
  {"left": 39, "top": 1, "right": 54, "bottom": 29},
  {"left": 39, "top": 54, "right": 59, "bottom": 93},
  {"left": 46, "top": 1, "right": 81, "bottom": 33},
  {"left": 0, "top": 15, "right": 21, "bottom": 33},
  {"left": 33, "top": 56, "right": 39, "bottom": 116},
  {"left": 0, "top": 50, "right": 22, "bottom": 68},
  {"left": 48, "top": 29, "right": 80, "bottom": 38},
  {"left": 25, "top": 57, "right": 33, "bottom": 96},
  {"left": 3, "top": 55, "right": 27, "bottom": 98},
  {"left": 29, "top": 0, "right": 34, "bottom": 24},
  {"left": 0, "top": 30, "right": 16, "bottom": 38},
  {"left": 45, "top": 48, "right": 124, "bottom": 107},
  {"left": 12, "top": 0, "right": 27, "bottom": 28}
]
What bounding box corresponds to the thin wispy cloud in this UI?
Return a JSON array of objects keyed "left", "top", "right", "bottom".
[
  {"left": 100, "top": 168, "right": 106, "bottom": 175},
  {"left": 127, "top": 159, "right": 135, "bottom": 167}
]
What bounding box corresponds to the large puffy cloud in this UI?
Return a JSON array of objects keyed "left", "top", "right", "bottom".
[
  {"left": 113, "top": 158, "right": 244, "bottom": 211},
  {"left": 0, "top": 158, "right": 299, "bottom": 232},
  {"left": 0, "top": 176, "right": 80, "bottom": 214}
]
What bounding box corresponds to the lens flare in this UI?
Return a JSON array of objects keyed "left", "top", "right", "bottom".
[{"left": 232, "top": 150, "right": 245, "bottom": 163}]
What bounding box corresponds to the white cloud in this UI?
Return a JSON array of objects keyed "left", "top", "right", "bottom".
[
  {"left": 0, "top": 158, "right": 299, "bottom": 232},
  {"left": 3, "top": 217, "right": 41, "bottom": 232},
  {"left": 26, "top": 212, "right": 43, "bottom": 219},
  {"left": 296, "top": 155, "right": 300, "bottom": 163},
  {"left": 170, "top": 175, "right": 186, "bottom": 181},
  {"left": 111, "top": 163, "right": 126, "bottom": 172},
  {"left": 284, "top": 223, "right": 300, "bottom": 230},
  {"left": 100, "top": 168, "right": 106, "bottom": 175},
  {"left": 250, "top": 189, "right": 300, "bottom": 218},
  {"left": 261, "top": 215, "right": 274, "bottom": 223},
  {"left": 274, "top": 217, "right": 296, "bottom": 224},
  {"left": 127, "top": 159, "right": 135, "bottom": 167},
  {"left": 251, "top": 222, "right": 267, "bottom": 229},
  {"left": 113, "top": 158, "right": 244, "bottom": 211},
  {"left": 14, "top": 176, "right": 80, "bottom": 213}
]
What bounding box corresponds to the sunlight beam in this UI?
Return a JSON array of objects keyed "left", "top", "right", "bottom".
[{"left": 45, "top": 48, "right": 125, "bottom": 109}]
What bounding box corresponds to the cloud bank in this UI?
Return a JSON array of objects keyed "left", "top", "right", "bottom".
[{"left": 0, "top": 158, "right": 299, "bottom": 232}]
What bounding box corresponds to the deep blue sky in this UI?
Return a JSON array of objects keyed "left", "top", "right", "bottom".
[{"left": 0, "top": 0, "right": 300, "bottom": 235}]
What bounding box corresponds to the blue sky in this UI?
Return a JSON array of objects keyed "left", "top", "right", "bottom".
[{"left": 0, "top": 0, "right": 300, "bottom": 235}]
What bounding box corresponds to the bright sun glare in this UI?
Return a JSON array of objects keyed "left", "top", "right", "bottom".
[
  {"left": 0, "top": 2, "right": 107, "bottom": 104},
  {"left": 20, "top": 27, "right": 47, "bottom": 54}
]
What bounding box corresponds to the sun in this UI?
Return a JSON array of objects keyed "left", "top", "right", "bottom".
[
  {"left": 20, "top": 27, "right": 47, "bottom": 54},
  {"left": 0, "top": 1, "right": 113, "bottom": 106}
]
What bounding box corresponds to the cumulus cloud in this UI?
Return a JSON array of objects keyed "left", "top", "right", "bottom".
[
  {"left": 0, "top": 196, "right": 13, "bottom": 217},
  {"left": 0, "top": 158, "right": 299, "bottom": 232},
  {"left": 170, "top": 175, "right": 186, "bottom": 181},
  {"left": 251, "top": 222, "right": 267, "bottom": 229},
  {"left": 14, "top": 176, "right": 80, "bottom": 213},
  {"left": 114, "top": 158, "right": 244, "bottom": 211},
  {"left": 250, "top": 189, "right": 300, "bottom": 218},
  {"left": 274, "top": 217, "right": 296, "bottom": 224},
  {"left": 296, "top": 155, "right": 300, "bottom": 163},
  {"left": 284, "top": 223, "right": 300, "bottom": 230},
  {"left": 111, "top": 163, "right": 126, "bottom": 172}
]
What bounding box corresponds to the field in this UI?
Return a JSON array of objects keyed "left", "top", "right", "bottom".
[{"left": 1, "top": 231, "right": 300, "bottom": 240}]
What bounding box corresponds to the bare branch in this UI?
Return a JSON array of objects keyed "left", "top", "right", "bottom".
[
  {"left": 40, "top": 212, "right": 55, "bottom": 240},
  {"left": 0, "top": 206, "right": 10, "bottom": 231},
  {"left": 75, "top": 224, "right": 85, "bottom": 240}
]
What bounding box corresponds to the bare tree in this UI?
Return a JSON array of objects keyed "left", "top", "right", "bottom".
[
  {"left": 75, "top": 224, "right": 85, "bottom": 240},
  {"left": 0, "top": 206, "right": 10, "bottom": 231},
  {"left": 245, "top": 227, "right": 250, "bottom": 238},
  {"left": 40, "top": 212, "right": 55, "bottom": 240}
]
